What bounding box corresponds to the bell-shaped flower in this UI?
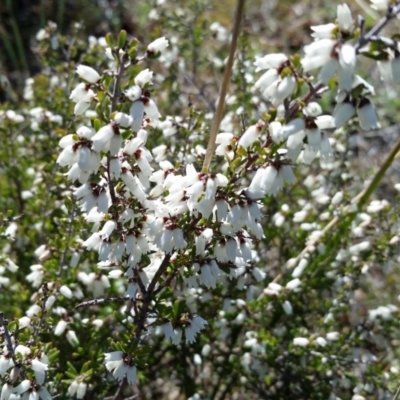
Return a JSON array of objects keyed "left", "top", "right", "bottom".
[
  {"left": 134, "top": 68, "right": 153, "bottom": 88},
  {"left": 129, "top": 101, "right": 145, "bottom": 132},
  {"left": 337, "top": 4, "right": 354, "bottom": 33},
  {"left": 91, "top": 124, "right": 115, "bottom": 153},
  {"left": 76, "top": 65, "right": 101, "bottom": 83},
  {"left": 310, "top": 23, "right": 336, "bottom": 40},
  {"left": 263, "top": 75, "right": 296, "bottom": 106},
  {"left": 143, "top": 98, "right": 161, "bottom": 125},
  {"left": 185, "top": 315, "right": 208, "bottom": 344},
  {"left": 301, "top": 39, "right": 335, "bottom": 72},
  {"left": 333, "top": 97, "right": 355, "bottom": 128},
  {"left": 254, "top": 68, "right": 279, "bottom": 92},
  {"left": 238, "top": 121, "right": 264, "bottom": 149},
  {"left": 104, "top": 352, "right": 137, "bottom": 385},
  {"left": 357, "top": 98, "right": 380, "bottom": 130},
  {"left": 254, "top": 53, "right": 288, "bottom": 71},
  {"left": 147, "top": 37, "right": 169, "bottom": 53},
  {"left": 125, "top": 85, "right": 142, "bottom": 102},
  {"left": 67, "top": 380, "right": 87, "bottom": 399}
]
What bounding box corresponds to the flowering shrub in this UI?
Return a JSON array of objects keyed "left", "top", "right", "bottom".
[{"left": 2, "top": 0, "right": 400, "bottom": 399}]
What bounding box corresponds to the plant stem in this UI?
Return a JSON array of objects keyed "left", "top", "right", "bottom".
[
  {"left": 0, "top": 313, "right": 18, "bottom": 367},
  {"left": 202, "top": 0, "right": 246, "bottom": 174},
  {"left": 134, "top": 254, "right": 171, "bottom": 340},
  {"left": 295, "top": 132, "right": 400, "bottom": 263},
  {"left": 355, "top": 2, "right": 400, "bottom": 53}
]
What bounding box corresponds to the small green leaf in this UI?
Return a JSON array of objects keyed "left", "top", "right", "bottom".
[
  {"left": 105, "top": 33, "right": 114, "bottom": 48},
  {"left": 118, "top": 30, "right": 127, "bottom": 49},
  {"left": 7, "top": 320, "right": 16, "bottom": 331},
  {"left": 67, "top": 361, "right": 78, "bottom": 375},
  {"left": 173, "top": 300, "right": 186, "bottom": 317}
]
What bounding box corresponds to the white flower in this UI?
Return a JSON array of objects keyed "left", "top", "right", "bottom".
[
  {"left": 282, "top": 300, "right": 293, "bottom": 315},
  {"left": 310, "top": 23, "right": 336, "bottom": 40},
  {"left": 301, "top": 39, "right": 335, "bottom": 72},
  {"left": 113, "top": 112, "right": 133, "bottom": 128},
  {"left": 264, "top": 75, "right": 296, "bottom": 106},
  {"left": 162, "top": 322, "right": 175, "bottom": 341},
  {"left": 195, "top": 228, "right": 213, "bottom": 256},
  {"left": 76, "top": 65, "right": 101, "bottom": 83},
  {"left": 59, "top": 285, "right": 73, "bottom": 299},
  {"left": 185, "top": 315, "right": 208, "bottom": 344},
  {"left": 337, "top": 4, "right": 354, "bottom": 33},
  {"left": 143, "top": 98, "right": 161, "bottom": 124},
  {"left": 99, "top": 220, "right": 116, "bottom": 239},
  {"left": 316, "top": 336, "right": 327, "bottom": 347},
  {"left": 31, "top": 358, "right": 48, "bottom": 385},
  {"left": 370, "top": 0, "right": 389, "bottom": 11},
  {"left": 91, "top": 124, "right": 115, "bottom": 152},
  {"left": 254, "top": 53, "right": 288, "bottom": 71},
  {"left": 1, "top": 382, "right": 13, "bottom": 400},
  {"left": 251, "top": 266, "right": 266, "bottom": 282},
  {"left": 326, "top": 331, "right": 340, "bottom": 341},
  {"left": 36, "top": 29, "right": 49, "bottom": 41},
  {"left": 104, "top": 352, "right": 137, "bottom": 385},
  {"left": 147, "top": 37, "right": 169, "bottom": 53},
  {"left": 70, "top": 83, "right": 95, "bottom": 103},
  {"left": 18, "top": 317, "right": 31, "bottom": 329},
  {"left": 129, "top": 101, "right": 145, "bottom": 132},
  {"left": 238, "top": 122, "right": 264, "bottom": 149},
  {"left": 0, "top": 353, "right": 14, "bottom": 377},
  {"left": 333, "top": 99, "right": 355, "bottom": 128},
  {"left": 125, "top": 85, "right": 142, "bottom": 102},
  {"left": 26, "top": 264, "right": 44, "bottom": 287},
  {"left": 254, "top": 68, "right": 279, "bottom": 92},
  {"left": 66, "top": 330, "right": 80, "bottom": 346},
  {"left": 286, "top": 278, "right": 301, "bottom": 290},
  {"left": 199, "top": 264, "right": 216, "bottom": 288},
  {"left": 293, "top": 337, "right": 309, "bottom": 347},
  {"left": 15, "top": 345, "right": 31, "bottom": 356},
  {"left": 357, "top": 98, "right": 381, "bottom": 130},
  {"left": 68, "top": 381, "right": 87, "bottom": 399},
  {"left": 134, "top": 69, "right": 153, "bottom": 88},
  {"left": 54, "top": 320, "right": 68, "bottom": 336}
]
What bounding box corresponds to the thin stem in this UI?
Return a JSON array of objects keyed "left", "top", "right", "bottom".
[
  {"left": 202, "top": 0, "right": 246, "bottom": 173},
  {"left": 355, "top": 2, "right": 400, "bottom": 53},
  {"left": 0, "top": 313, "right": 19, "bottom": 367},
  {"left": 75, "top": 296, "right": 126, "bottom": 309},
  {"left": 58, "top": 203, "right": 76, "bottom": 276},
  {"left": 133, "top": 254, "right": 171, "bottom": 340},
  {"left": 294, "top": 132, "right": 400, "bottom": 263},
  {"left": 393, "top": 385, "right": 400, "bottom": 400},
  {"left": 32, "top": 283, "right": 50, "bottom": 340}
]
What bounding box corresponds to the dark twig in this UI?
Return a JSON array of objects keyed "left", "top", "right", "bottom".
[
  {"left": 134, "top": 254, "right": 171, "bottom": 340},
  {"left": 355, "top": 2, "right": 400, "bottom": 53},
  {"left": 0, "top": 313, "right": 18, "bottom": 367},
  {"left": 32, "top": 283, "right": 50, "bottom": 340},
  {"left": 58, "top": 202, "right": 76, "bottom": 276},
  {"left": 75, "top": 296, "right": 126, "bottom": 309}
]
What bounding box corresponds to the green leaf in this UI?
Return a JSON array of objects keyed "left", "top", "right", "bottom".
[
  {"left": 118, "top": 30, "right": 127, "bottom": 49},
  {"left": 105, "top": 32, "right": 114, "bottom": 48},
  {"left": 93, "top": 118, "right": 102, "bottom": 132},
  {"left": 173, "top": 300, "right": 186, "bottom": 317},
  {"left": 67, "top": 361, "right": 78, "bottom": 375},
  {"left": 7, "top": 320, "right": 16, "bottom": 331}
]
